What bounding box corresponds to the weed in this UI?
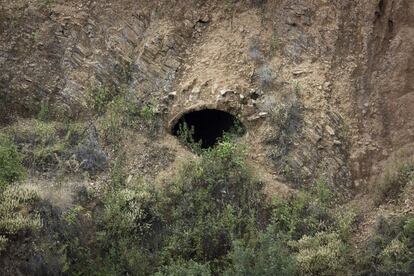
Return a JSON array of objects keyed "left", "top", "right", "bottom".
[
  {"left": 293, "top": 80, "right": 301, "bottom": 94},
  {"left": 265, "top": 93, "right": 303, "bottom": 183},
  {"left": 0, "top": 136, "right": 26, "bottom": 190},
  {"left": 140, "top": 104, "right": 157, "bottom": 122},
  {"left": 4, "top": 120, "right": 100, "bottom": 174},
  {"left": 87, "top": 84, "right": 113, "bottom": 115},
  {"left": 270, "top": 32, "right": 280, "bottom": 55},
  {"left": 111, "top": 150, "right": 126, "bottom": 189},
  {"left": 176, "top": 122, "right": 202, "bottom": 154},
  {"left": 64, "top": 205, "right": 84, "bottom": 226},
  {"left": 256, "top": 64, "right": 273, "bottom": 87},
  {"left": 98, "top": 101, "right": 124, "bottom": 145},
  {"left": 37, "top": 99, "right": 50, "bottom": 122},
  {"left": 72, "top": 126, "right": 108, "bottom": 173}
]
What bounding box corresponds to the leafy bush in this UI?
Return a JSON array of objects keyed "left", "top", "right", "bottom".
[
  {"left": 160, "top": 140, "right": 265, "bottom": 271},
  {"left": 37, "top": 99, "right": 50, "bottom": 122},
  {"left": 98, "top": 97, "right": 125, "bottom": 144},
  {"left": 0, "top": 136, "right": 26, "bottom": 190},
  {"left": 176, "top": 122, "right": 202, "bottom": 153},
  {"left": 97, "top": 89, "right": 160, "bottom": 143},
  {"left": 225, "top": 230, "right": 296, "bottom": 276},
  {"left": 0, "top": 235, "right": 6, "bottom": 252},
  {"left": 87, "top": 84, "right": 114, "bottom": 115},
  {"left": 0, "top": 185, "right": 42, "bottom": 252},
  {"left": 7, "top": 120, "right": 65, "bottom": 171},
  {"left": 63, "top": 138, "right": 271, "bottom": 275},
  {"left": 4, "top": 120, "right": 107, "bottom": 174},
  {"left": 404, "top": 217, "right": 414, "bottom": 239},
  {"left": 94, "top": 180, "right": 163, "bottom": 275},
  {"left": 269, "top": 179, "right": 337, "bottom": 240},
  {"left": 357, "top": 215, "right": 414, "bottom": 275},
  {"left": 139, "top": 101, "right": 157, "bottom": 122},
  {"left": 268, "top": 179, "right": 355, "bottom": 275},
  {"left": 289, "top": 232, "right": 349, "bottom": 276},
  {"left": 155, "top": 260, "right": 211, "bottom": 276}
]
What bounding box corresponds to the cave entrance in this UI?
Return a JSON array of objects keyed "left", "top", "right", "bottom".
[{"left": 172, "top": 109, "right": 246, "bottom": 149}]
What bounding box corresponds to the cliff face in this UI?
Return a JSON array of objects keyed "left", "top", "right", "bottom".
[{"left": 1, "top": 0, "right": 413, "bottom": 189}]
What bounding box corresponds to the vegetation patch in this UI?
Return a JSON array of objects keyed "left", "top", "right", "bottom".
[
  {"left": 1, "top": 119, "right": 412, "bottom": 275},
  {"left": 0, "top": 186, "right": 41, "bottom": 253},
  {"left": 374, "top": 161, "right": 414, "bottom": 205},
  {"left": 356, "top": 215, "right": 414, "bottom": 275},
  {"left": 0, "top": 136, "right": 26, "bottom": 190}
]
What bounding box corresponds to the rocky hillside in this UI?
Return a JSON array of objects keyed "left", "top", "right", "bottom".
[{"left": 0, "top": 0, "right": 413, "bottom": 275}]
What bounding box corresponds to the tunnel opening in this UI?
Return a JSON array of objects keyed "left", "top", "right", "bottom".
[{"left": 172, "top": 109, "right": 246, "bottom": 149}]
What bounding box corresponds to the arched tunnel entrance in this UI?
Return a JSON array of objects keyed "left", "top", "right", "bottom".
[{"left": 171, "top": 109, "right": 246, "bottom": 149}]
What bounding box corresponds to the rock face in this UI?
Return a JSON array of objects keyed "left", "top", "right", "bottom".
[{"left": 1, "top": 0, "right": 413, "bottom": 189}]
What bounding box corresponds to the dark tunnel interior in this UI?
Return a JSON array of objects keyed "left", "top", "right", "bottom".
[{"left": 172, "top": 109, "right": 246, "bottom": 149}]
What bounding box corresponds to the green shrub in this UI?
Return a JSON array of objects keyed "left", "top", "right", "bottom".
[
  {"left": 160, "top": 140, "right": 265, "bottom": 272},
  {"left": 335, "top": 209, "right": 357, "bottom": 241},
  {"left": 37, "top": 99, "right": 50, "bottom": 122},
  {"left": 110, "top": 150, "right": 126, "bottom": 188},
  {"left": 225, "top": 230, "right": 296, "bottom": 276},
  {"left": 137, "top": 99, "right": 160, "bottom": 137},
  {"left": 289, "top": 232, "right": 349, "bottom": 276},
  {"left": 5, "top": 120, "right": 98, "bottom": 173},
  {"left": 269, "top": 182, "right": 336, "bottom": 240},
  {"left": 0, "top": 185, "right": 42, "bottom": 251},
  {"left": 0, "top": 136, "right": 26, "bottom": 190},
  {"left": 177, "top": 122, "right": 202, "bottom": 153},
  {"left": 95, "top": 181, "right": 163, "bottom": 275},
  {"left": 0, "top": 235, "right": 6, "bottom": 252},
  {"left": 87, "top": 84, "right": 113, "bottom": 115},
  {"left": 98, "top": 100, "right": 125, "bottom": 144},
  {"left": 97, "top": 91, "right": 160, "bottom": 143},
  {"left": 155, "top": 260, "right": 211, "bottom": 276},
  {"left": 7, "top": 120, "right": 62, "bottom": 170},
  {"left": 357, "top": 215, "right": 414, "bottom": 275},
  {"left": 311, "top": 177, "right": 333, "bottom": 205},
  {"left": 374, "top": 162, "right": 414, "bottom": 205},
  {"left": 378, "top": 238, "right": 411, "bottom": 273},
  {"left": 404, "top": 218, "right": 414, "bottom": 239},
  {"left": 140, "top": 102, "right": 157, "bottom": 122}
]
